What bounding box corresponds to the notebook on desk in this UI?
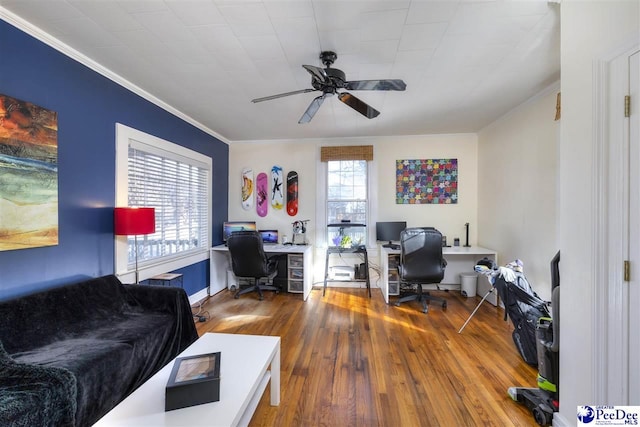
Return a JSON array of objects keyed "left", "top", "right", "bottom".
[{"left": 259, "top": 230, "right": 278, "bottom": 244}]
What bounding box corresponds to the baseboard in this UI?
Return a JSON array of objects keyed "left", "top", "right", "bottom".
[
  {"left": 189, "top": 288, "right": 209, "bottom": 305},
  {"left": 425, "top": 283, "right": 461, "bottom": 292},
  {"left": 553, "top": 412, "right": 571, "bottom": 427}
]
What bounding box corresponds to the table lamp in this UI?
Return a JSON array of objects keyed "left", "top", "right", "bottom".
[{"left": 114, "top": 207, "right": 155, "bottom": 284}]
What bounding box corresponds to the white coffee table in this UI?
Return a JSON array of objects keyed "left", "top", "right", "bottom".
[{"left": 93, "top": 333, "right": 280, "bottom": 427}]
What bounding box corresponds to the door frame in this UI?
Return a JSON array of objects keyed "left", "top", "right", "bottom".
[{"left": 592, "top": 42, "right": 639, "bottom": 404}]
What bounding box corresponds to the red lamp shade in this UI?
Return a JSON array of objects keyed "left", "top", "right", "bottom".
[{"left": 114, "top": 207, "right": 156, "bottom": 235}]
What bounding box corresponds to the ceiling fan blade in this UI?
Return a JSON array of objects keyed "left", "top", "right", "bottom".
[
  {"left": 302, "top": 65, "right": 329, "bottom": 84},
  {"left": 298, "top": 94, "right": 326, "bottom": 124},
  {"left": 344, "top": 79, "right": 407, "bottom": 91},
  {"left": 338, "top": 92, "right": 380, "bottom": 119},
  {"left": 252, "top": 88, "right": 316, "bottom": 103}
]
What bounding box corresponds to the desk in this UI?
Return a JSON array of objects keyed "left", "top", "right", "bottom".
[
  {"left": 379, "top": 245, "right": 498, "bottom": 305},
  {"left": 323, "top": 246, "right": 371, "bottom": 297},
  {"left": 210, "top": 244, "right": 314, "bottom": 300}
]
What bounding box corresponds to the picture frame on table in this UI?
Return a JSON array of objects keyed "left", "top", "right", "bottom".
[{"left": 165, "top": 352, "right": 221, "bottom": 411}]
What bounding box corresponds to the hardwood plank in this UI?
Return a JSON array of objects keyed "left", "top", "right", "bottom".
[{"left": 195, "top": 288, "right": 540, "bottom": 426}]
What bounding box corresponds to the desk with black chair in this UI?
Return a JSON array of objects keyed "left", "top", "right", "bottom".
[
  {"left": 226, "top": 230, "right": 282, "bottom": 300},
  {"left": 380, "top": 243, "right": 498, "bottom": 305},
  {"left": 210, "top": 243, "right": 313, "bottom": 300}
]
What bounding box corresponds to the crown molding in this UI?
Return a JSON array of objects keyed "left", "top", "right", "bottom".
[{"left": 0, "top": 7, "right": 230, "bottom": 145}]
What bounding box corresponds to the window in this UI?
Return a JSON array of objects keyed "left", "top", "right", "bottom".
[
  {"left": 326, "top": 160, "right": 368, "bottom": 246},
  {"left": 115, "top": 124, "right": 212, "bottom": 281}
]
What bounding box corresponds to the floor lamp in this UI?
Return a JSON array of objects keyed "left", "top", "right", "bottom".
[{"left": 114, "top": 207, "right": 155, "bottom": 284}]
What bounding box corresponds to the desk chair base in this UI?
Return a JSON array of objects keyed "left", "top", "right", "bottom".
[
  {"left": 395, "top": 285, "right": 447, "bottom": 314},
  {"left": 234, "top": 282, "right": 279, "bottom": 301}
]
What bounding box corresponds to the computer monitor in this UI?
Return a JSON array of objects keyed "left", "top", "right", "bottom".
[
  {"left": 222, "top": 221, "right": 257, "bottom": 242},
  {"left": 376, "top": 221, "right": 407, "bottom": 248},
  {"left": 259, "top": 230, "right": 278, "bottom": 244}
]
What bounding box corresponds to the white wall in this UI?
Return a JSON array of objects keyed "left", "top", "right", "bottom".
[
  {"left": 373, "top": 134, "right": 478, "bottom": 245},
  {"left": 228, "top": 134, "right": 478, "bottom": 285},
  {"left": 228, "top": 140, "right": 317, "bottom": 242},
  {"left": 477, "top": 85, "right": 560, "bottom": 302},
  {"left": 559, "top": 1, "right": 639, "bottom": 425}
]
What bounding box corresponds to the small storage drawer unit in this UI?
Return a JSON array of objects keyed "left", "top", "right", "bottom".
[
  {"left": 388, "top": 254, "right": 400, "bottom": 296},
  {"left": 288, "top": 280, "right": 303, "bottom": 293},
  {"left": 287, "top": 254, "right": 304, "bottom": 293}
]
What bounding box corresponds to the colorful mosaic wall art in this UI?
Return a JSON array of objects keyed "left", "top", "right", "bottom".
[{"left": 396, "top": 159, "right": 458, "bottom": 204}]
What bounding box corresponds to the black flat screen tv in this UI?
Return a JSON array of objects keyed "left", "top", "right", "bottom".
[{"left": 376, "top": 221, "right": 407, "bottom": 248}]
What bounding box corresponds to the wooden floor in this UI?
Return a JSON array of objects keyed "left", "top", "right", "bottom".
[{"left": 195, "top": 287, "right": 539, "bottom": 426}]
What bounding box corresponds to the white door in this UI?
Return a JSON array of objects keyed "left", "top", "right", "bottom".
[{"left": 629, "top": 50, "right": 639, "bottom": 404}]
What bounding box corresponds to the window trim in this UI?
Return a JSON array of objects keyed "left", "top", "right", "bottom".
[
  {"left": 115, "top": 123, "right": 212, "bottom": 283},
  {"left": 316, "top": 158, "right": 376, "bottom": 248}
]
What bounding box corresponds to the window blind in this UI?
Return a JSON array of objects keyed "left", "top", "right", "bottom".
[{"left": 128, "top": 146, "right": 209, "bottom": 263}]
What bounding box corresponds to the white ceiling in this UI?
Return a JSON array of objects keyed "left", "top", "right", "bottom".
[{"left": 0, "top": 0, "right": 560, "bottom": 143}]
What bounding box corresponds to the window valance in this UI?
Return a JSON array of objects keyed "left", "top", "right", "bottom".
[{"left": 320, "top": 145, "right": 373, "bottom": 162}]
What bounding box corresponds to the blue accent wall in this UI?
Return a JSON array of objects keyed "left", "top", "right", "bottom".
[{"left": 0, "top": 20, "right": 229, "bottom": 300}]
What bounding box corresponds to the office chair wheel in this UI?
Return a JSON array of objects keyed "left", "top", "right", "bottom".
[
  {"left": 442, "top": 301, "right": 447, "bottom": 309},
  {"left": 234, "top": 294, "right": 240, "bottom": 299},
  {"left": 259, "top": 295, "right": 264, "bottom": 301}
]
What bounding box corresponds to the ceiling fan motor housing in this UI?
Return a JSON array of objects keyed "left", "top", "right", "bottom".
[
  {"left": 311, "top": 67, "right": 347, "bottom": 92},
  {"left": 320, "top": 51, "right": 337, "bottom": 66}
]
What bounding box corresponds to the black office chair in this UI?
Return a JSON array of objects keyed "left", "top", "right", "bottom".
[
  {"left": 227, "top": 230, "right": 282, "bottom": 300},
  {"left": 396, "top": 227, "right": 448, "bottom": 313}
]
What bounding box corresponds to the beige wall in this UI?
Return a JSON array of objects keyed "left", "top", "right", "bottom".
[
  {"left": 229, "top": 135, "right": 478, "bottom": 246},
  {"left": 373, "top": 134, "right": 478, "bottom": 245},
  {"left": 228, "top": 140, "right": 318, "bottom": 242},
  {"left": 477, "top": 86, "right": 560, "bottom": 302},
  {"left": 229, "top": 134, "right": 478, "bottom": 284}
]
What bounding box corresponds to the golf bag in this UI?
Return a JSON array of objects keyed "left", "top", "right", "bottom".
[
  {"left": 508, "top": 251, "right": 560, "bottom": 426},
  {"left": 493, "top": 272, "right": 550, "bottom": 366}
]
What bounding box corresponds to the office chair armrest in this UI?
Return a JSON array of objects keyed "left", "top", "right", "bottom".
[
  {"left": 441, "top": 258, "right": 448, "bottom": 268},
  {"left": 267, "top": 253, "right": 287, "bottom": 270}
]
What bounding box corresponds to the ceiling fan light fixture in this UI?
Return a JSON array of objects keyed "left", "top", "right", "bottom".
[{"left": 252, "top": 51, "right": 405, "bottom": 123}]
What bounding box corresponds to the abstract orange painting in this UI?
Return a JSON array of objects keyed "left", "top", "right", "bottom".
[{"left": 0, "top": 94, "right": 58, "bottom": 251}]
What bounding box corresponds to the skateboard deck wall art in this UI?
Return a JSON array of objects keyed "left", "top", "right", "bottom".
[
  {"left": 256, "top": 172, "right": 268, "bottom": 217},
  {"left": 241, "top": 168, "right": 254, "bottom": 210},
  {"left": 286, "top": 171, "right": 298, "bottom": 216},
  {"left": 271, "top": 165, "right": 284, "bottom": 210}
]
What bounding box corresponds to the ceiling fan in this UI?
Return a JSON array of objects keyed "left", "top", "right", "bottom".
[{"left": 251, "top": 51, "right": 407, "bottom": 124}]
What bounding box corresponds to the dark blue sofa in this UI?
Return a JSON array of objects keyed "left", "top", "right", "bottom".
[{"left": 0, "top": 274, "right": 198, "bottom": 426}]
